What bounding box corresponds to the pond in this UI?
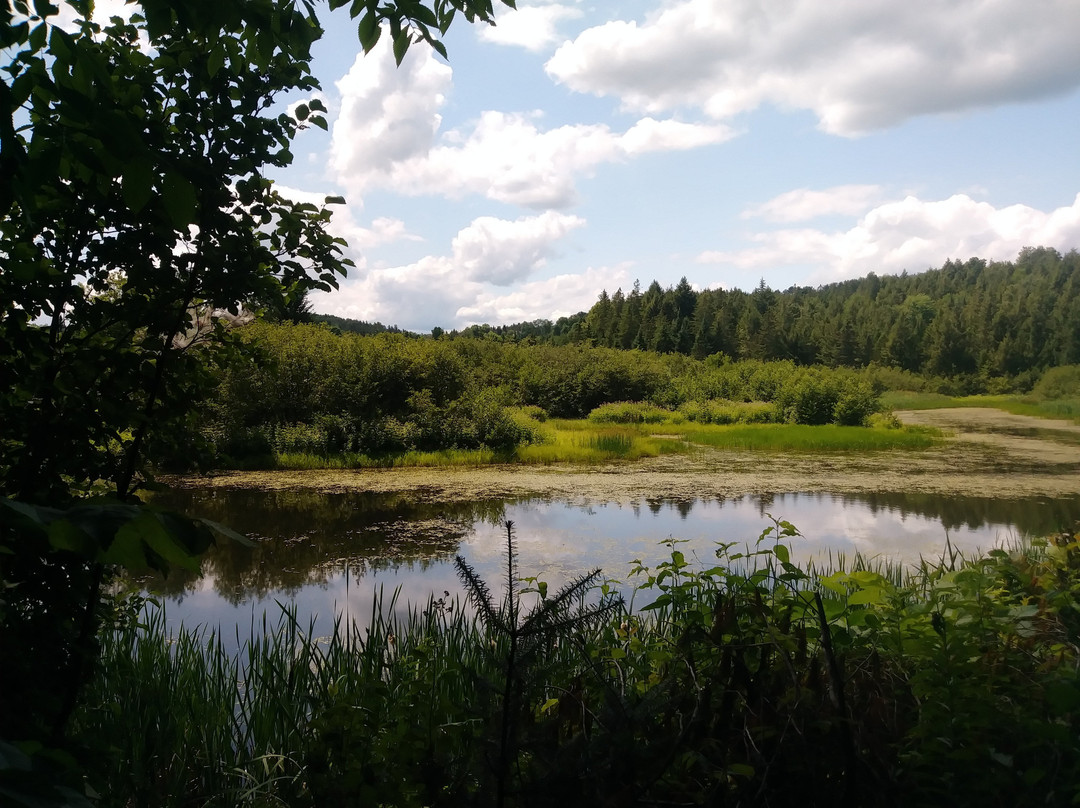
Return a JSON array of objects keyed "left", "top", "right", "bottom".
[{"left": 144, "top": 484, "right": 1080, "bottom": 646}]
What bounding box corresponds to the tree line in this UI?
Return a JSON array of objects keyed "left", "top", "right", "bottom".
[{"left": 449, "top": 247, "right": 1080, "bottom": 392}]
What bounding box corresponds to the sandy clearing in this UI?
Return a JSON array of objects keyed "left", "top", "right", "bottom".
[{"left": 171, "top": 408, "right": 1080, "bottom": 504}]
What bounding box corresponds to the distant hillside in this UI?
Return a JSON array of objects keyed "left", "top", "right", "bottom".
[
  {"left": 455, "top": 247, "right": 1080, "bottom": 387},
  {"left": 312, "top": 313, "right": 415, "bottom": 337}
]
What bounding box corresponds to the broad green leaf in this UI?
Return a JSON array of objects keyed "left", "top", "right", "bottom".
[
  {"left": 198, "top": 518, "right": 253, "bottom": 546},
  {"left": 207, "top": 45, "right": 225, "bottom": 78},
  {"left": 294, "top": 103, "right": 309, "bottom": 121},
  {"left": 773, "top": 543, "right": 789, "bottom": 564},
  {"left": 392, "top": 30, "right": 410, "bottom": 65},
  {"left": 161, "top": 170, "right": 197, "bottom": 227},
  {"left": 122, "top": 157, "right": 154, "bottom": 213},
  {"left": 99, "top": 524, "right": 149, "bottom": 570},
  {"left": 47, "top": 520, "right": 95, "bottom": 556},
  {"left": 324, "top": 195, "right": 346, "bottom": 205},
  {"left": 357, "top": 12, "right": 380, "bottom": 51},
  {"left": 139, "top": 514, "right": 203, "bottom": 573},
  {"left": 846, "top": 587, "right": 884, "bottom": 606}
]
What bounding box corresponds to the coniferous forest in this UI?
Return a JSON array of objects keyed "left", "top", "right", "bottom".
[{"left": 446, "top": 247, "right": 1080, "bottom": 390}]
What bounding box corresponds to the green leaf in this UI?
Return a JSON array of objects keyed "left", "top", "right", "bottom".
[
  {"left": 161, "top": 170, "right": 197, "bottom": 227},
  {"left": 47, "top": 520, "right": 95, "bottom": 556},
  {"left": 99, "top": 523, "right": 149, "bottom": 570},
  {"left": 122, "top": 157, "right": 154, "bottom": 213},
  {"left": 357, "top": 12, "right": 380, "bottom": 52},
  {"left": 294, "top": 103, "right": 309, "bottom": 121},
  {"left": 847, "top": 587, "right": 884, "bottom": 606},
  {"left": 323, "top": 195, "right": 346, "bottom": 205},
  {"left": 392, "top": 30, "right": 410, "bottom": 65},
  {"left": 773, "top": 543, "right": 789, "bottom": 564},
  {"left": 198, "top": 518, "right": 253, "bottom": 546},
  {"left": 28, "top": 21, "right": 47, "bottom": 50},
  {"left": 138, "top": 513, "right": 203, "bottom": 573},
  {"left": 207, "top": 45, "right": 225, "bottom": 79}
]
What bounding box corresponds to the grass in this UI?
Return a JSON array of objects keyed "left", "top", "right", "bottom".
[
  {"left": 264, "top": 419, "right": 939, "bottom": 469},
  {"left": 73, "top": 527, "right": 1080, "bottom": 807},
  {"left": 881, "top": 390, "right": 1080, "bottom": 422}
]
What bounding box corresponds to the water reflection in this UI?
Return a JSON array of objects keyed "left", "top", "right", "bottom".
[
  {"left": 146, "top": 487, "right": 1080, "bottom": 609},
  {"left": 138, "top": 487, "right": 1080, "bottom": 651}
]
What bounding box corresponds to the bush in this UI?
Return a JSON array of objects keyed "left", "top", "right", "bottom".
[
  {"left": 588, "top": 401, "right": 670, "bottom": 424},
  {"left": 677, "top": 399, "right": 777, "bottom": 424},
  {"left": 1034, "top": 365, "right": 1080, "bottom": 400},
  {"left": 833, "top": 379, "right": 879, "bottom": 426}
]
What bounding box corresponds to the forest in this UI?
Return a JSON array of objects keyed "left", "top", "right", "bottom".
[
  {"left": 445, "top": 247, "right": 1080, "bottom": 388},
  {"left": 183, "top": 247, "right": 1079, "bottom": 468}
]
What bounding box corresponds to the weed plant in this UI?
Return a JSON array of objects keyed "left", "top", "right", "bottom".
[{"left": 73, "top": 523, "right": 1080, "bottom": 806}]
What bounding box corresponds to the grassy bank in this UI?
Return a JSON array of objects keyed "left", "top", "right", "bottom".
[
  {"left": 882, "top": 391, "right": 1080, "bottom": 422},
  {"left": 73, "top": 524, "right": 1080, "bottom": 806},
  {"left": 251, "top": 418, "right": 941, "bottom": 469}
]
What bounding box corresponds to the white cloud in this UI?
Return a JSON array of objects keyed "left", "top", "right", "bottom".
[
  {"left": 329, "top": 37, "right": 451, "bottom": 183},
  {"left": 742, "top": 185, "right": 884, "bottom": 222},
  {"left": 316, "top": 212, "right": 602, "bottom": 330},
  {"left": 478, "top": 4, "right": 583, "bottom": 52},
  {"left": 699, "top": 192, "right": 1080, "bottom": 281},
  {"left": 458, "top": 265, "right": 632, "bottom": 325},
  {"left": 452, "top": 212, "right": 585, "bottom": 285},
  {"left": 546, "top": 0, "right": 1080, "bottom": 135},
  {"left": 328, "top": 39, "right": 733, "bottom": 208}
]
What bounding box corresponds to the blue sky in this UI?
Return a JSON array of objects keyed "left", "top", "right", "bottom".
[{"left": 271, "top": 0, "right": 1080, "bottom": 332}]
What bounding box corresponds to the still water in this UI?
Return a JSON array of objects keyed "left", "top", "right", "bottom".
[{"left": 145, "top": 485, "right": 1080, "bottom": 644}]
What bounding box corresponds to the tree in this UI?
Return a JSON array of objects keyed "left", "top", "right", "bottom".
[{"left": 0, "top": 0, "right": 512, "bottom": 790}]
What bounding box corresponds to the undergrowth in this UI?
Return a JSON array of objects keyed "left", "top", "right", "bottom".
[{"left": 72, "top": 522, "right": 1080, "bottom": 806}]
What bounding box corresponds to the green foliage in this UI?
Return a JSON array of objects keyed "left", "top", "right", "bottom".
[
  {"left": 0, "top": 0, "right": 516, "bottom": 796},
  {"left": 71, "top": 523, "right": 1080, "bottom": 806},
  {"left": 205, "top": 329, "right": 890, "bottom": 466},
  {"left": 537, "top": 248, "right": 1080, "bottom": 390},
  {"left": 587, "top": 400, "right": 671, "bottom": 424},
  {"left": 1034, "top": 364, "right": 1080, "bottom": 400},
  {"left": 677, "top": 398, "right": 777, "bottom": 424}
]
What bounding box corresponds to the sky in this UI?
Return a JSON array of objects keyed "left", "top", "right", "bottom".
[{"left": 270, "top": 0, "right": 1080, "bottom": 333}]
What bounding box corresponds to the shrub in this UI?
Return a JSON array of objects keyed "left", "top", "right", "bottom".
[
  {"left": 677, "top": 399, "right": 777, "bottom": 424},
  {"left": 833, "top": 379, "right": 879, "bottom": 426},
  {"left": 588, "top": 401, "right": 670, "bottom": 424},
  {"left": 1034, "top": 365, "right": 1080, "bottom": 400}
]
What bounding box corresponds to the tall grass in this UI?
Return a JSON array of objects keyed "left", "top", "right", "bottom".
[{"left": 75, "top": 526, "right": 1080, "bottom": 806}]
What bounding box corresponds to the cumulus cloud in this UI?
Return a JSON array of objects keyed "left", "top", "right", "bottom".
[
  {"left": 316, "top": 212, "right": 606, "bottom": 330},
  {"left": 452, "top": 212, "right": 585, "bottom": 285},
  {"left": 741, "top": 185, "right": 884, "bottom": 222},
  {"left": 328, "top": 39, "right": 733, "bottom": 208},
  {"left": 478, "top": 3, "right": 584, "bottom": 52},
  {"left": 545, "top": 0, "right": 1080, "bottom": 135},
  {"left": 457, "top": 265, "right": 633, "bottom": 325},
  {"left": 318, "top": 259, "right": 629, "bottom": 332},
  {"left": 329, "top": 38, "right": 451, "bottom": 182},
  {"left": 699, "top": 192, "right": 1080, "bottom": 281}
]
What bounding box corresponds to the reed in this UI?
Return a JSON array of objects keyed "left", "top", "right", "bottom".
[{"left": 74, "top": 524, "right": 1080, "bottom": 806}]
